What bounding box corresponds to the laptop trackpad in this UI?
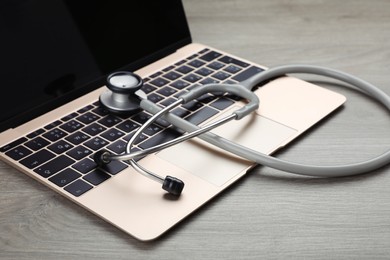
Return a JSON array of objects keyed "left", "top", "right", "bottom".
[{"left": 157, "top": 108, "right": 297, "bottom": 186}]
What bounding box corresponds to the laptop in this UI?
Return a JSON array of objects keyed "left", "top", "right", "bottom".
[{"left": 0, "top": 0, "right": 346, "bottom": 241}]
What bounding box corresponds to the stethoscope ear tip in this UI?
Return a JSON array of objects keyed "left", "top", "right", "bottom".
[
  {"left": 93, "top": 150, "right": 112, "bottom": 167},
  {"left": 163, "top": 176, "right": 185, "bottom": 196}
]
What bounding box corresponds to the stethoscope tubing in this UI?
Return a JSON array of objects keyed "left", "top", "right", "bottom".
[
  {"left": 96, "top": 64, "right": 390, "bottom": 196},
  {"left": 132, "top": 64, "right": 390, "bottom": 178}
]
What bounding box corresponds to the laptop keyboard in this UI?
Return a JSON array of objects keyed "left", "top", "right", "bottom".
[{"left": 1, "top": 48, "right": 264, "bottom": 197}]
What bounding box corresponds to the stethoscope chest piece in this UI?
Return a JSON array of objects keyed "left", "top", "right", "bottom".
[{"left": 99, "top": 71, "right": 145, "bottom": 114}]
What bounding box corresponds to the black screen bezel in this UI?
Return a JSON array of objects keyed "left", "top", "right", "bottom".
[{"left": 0, "top": 0, "right": 191, "bottom": 132}]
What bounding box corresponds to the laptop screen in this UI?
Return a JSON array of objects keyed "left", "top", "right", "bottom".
[{"left": 0, "top": 0, "right": 191, "bottom": 131}]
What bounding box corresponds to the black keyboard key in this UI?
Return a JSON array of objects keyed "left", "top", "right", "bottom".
[
  {"left": 108, "top": 140, "right": 139, "bottom": 156},
  {"left": 141, "top": 83, "right": 156, "bottom": 94},
  {"left": 134, "top": 133, "right": 148, "bottom": 144},
  {"left": 232, "top": 66, "right": 264, "bottom": 82},
  {"left": 157, "top": 86, "right": 177, "bottom": 97},
  {"left": 1, "top": 137, "right": 28, "bottom": 152},
  {"left": 123, "top": 132, "right": 148, "bottom": 144},
  {"left": 170, "top": 80, "right": 190, "bottom": 90},
  {"left": 218, "top": 55, "right": 250, "bottom": 68},
  {"left": 83, "top": 169, "right": 110, "bottom": 186},
  {"left": 107, "top": 139, "right": 128, "bottom": 154},
  {"left": 60, "top": 119, "right": 84, "bottom": 133},
  {"left": 210, "top": 97, "right": 235, "bottom": 111},
  {"left": 149, "top": 71, "right": 162, "bottom": 78},
  {"left": 84, "top": 137, "right": 109, "bottom": 150},
  {"left": 224, "top": 64, "right": 242, "bottom": 74},
  {"left": 65, "top": 131, "right": 91, "bottom": 145},
  {"left": 150, "top": 77, "right": 169, "bottom": 87},
  {"left": 199, "top": 50, "right": 222, "bottom": 62},
  {"left": 138, "top": 128, "right": 182, "bottom": 150},
  {"left": 72, "top": 157, "right": 97, "bottom": 174},
  {"left": 66, "top": 145, "right": 92, "bottom": 160},
  {"left": 100, "top": 128, "right": 125, "bottom": 142},
  {"left": 47, "top": 140, "right": 74, "bottom": 154},
  {"left": 200, "top": 77, "right": 219, "bottom": 85},
  {"left": 61, "top": 112, "right": 79, "bottom": 122},
  {"left": 188, "top": 59, "right": 205, "bottom": 68},
  {"left": 207, "top": 61, "right": 225, "bottom": 70},
  {"left": 132, "top": 112, "right": 151, "bottom": 124},
  {"left": 195, "top": 67, "right": 214, "bottom": 77},
  {"left": 174, "top": 60, "right": 186, "bottom": 66},
  {"left": 5, "top": 145, "right": 32, "bottom": 161},
  {"left": 64, "top": 179, "right": 93, "bottom": 197},
  {"left": 24, "top": 136, "right": 50, "bottom": 151},
  {"left": 42, "top": 128, "right": 68, "bottom": 142},
  {"left": 82, "top": 123, "right": 106, "bottom": 136},
  {"left": 20, "top": 149, "right": 55, "bottom": 169},
  {"left": 34, "top": 155, "right": 75, "bottom": 178},
  {"left": 211, "top": 71, "right": 231, "bottom": 81},
  {"left": 176, "top": 65, "right": 193, "bottom": 74},
  {"left": 147, "top": 93, "right": 164, "bottom": 103},
  {"left": 76, "top": 112, "right": 100, "bottom": 124},
  {"left": 77, "top": 105, "right": 94, "bottom": 113},
  {"left": 92, "top": 106, "right": 110, "bottom": 116},
  {"left": 183, "top": 73, "right": 202, "bottom": 83},
  {"left": 162, "top": 65, "right": 174, "bottom": 72},
  {"left": 116, "top": 120, "right": 139, "bottom": 133},
  {"left": 144, "top": 123, "right": 163, "bottom": 136},
  {"left": 186, "top": 54, "right": 198, "bottom": 60},
  {"left": 26, "top": 129, "right": 45, "bottom": 139},
  {"left": 101, "top": 160, "right": 128, "bottom": 175},
  {"left": 163, "top": 71, "right": 181, "bottom": 81},
  {"left": 44, "top": 120, "right": 62, "bottom": 130},
  {"left": 185, "top": 106, "right": 219, "bottom": 125},
  {"left": 49, "top": 168, "right": 81, "bottom": 187},
  {"left": 98, "top": 115, "right": 122, "bottom": 127}
]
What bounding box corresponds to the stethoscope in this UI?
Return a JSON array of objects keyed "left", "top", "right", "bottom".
[{"left": 94, "top": 65, "right": 390, "bottom": 196}]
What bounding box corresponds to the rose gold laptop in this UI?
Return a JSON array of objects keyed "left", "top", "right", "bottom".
[{"left": 0, "top": 1, "right": 345, "bottom": 241}]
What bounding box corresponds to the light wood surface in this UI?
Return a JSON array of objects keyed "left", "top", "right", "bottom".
[{"left": 1, "top": 0, "right": 390, "bottom": 259}]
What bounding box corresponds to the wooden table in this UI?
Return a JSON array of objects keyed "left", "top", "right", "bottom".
[{"left": 1, "top": 0, "right": 390, "bottom": 259}]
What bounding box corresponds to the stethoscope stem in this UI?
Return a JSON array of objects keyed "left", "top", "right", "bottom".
[{"left": 129, "top": 158, "right": 165, "bottom": 184}]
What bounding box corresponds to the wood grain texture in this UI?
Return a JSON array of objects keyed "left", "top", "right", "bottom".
[{"left": 1, "top": 1, "right": 390, "bottom": 259}]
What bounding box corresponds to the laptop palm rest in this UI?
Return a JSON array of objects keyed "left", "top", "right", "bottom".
[{"left": 157, "top": 107, "right": 297, "bottom": 186}]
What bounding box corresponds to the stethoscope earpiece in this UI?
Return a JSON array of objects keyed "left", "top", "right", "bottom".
[
  {"left": 99, "top": 71, "right": 144, "bottom": 114},
  {"left": 162, "top": 176, "right": 185, "bottom": 196}
]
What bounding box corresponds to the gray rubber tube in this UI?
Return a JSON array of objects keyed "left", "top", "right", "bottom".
[{"left": 141, "top": 64, "right": 390, "bottom": 177}]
